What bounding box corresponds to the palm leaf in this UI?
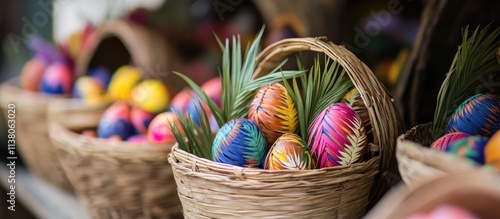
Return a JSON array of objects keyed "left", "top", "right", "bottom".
[{"left": 432, "top": 24, "right": 500, "bottom": 140}]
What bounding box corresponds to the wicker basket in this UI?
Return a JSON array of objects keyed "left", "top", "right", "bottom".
[
  {"left": 396, "top": 123, "right": 479, "bottom": 187},
  {"left": 365, "top": 170, "right": 500, "bottom": 219},
  {"left": 0, "top": 78, "right": 74, "bottom": 191},
  {"left": 168, "top": 37, "right": 402, "bottom": 218}
]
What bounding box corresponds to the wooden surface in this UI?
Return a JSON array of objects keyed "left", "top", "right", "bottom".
[{"left": 0, "top": 162, "right": 90, "bottom": 219}]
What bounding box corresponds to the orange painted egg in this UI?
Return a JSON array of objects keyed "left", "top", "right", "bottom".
[
  {"left": 485, "top": 130, "right": 500, "bottom": 169},
  {"left": 264, "top": 134, "right": 315, "bottom": 170}
]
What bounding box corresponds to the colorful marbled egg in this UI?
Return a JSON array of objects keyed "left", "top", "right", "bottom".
[
  {"left": 87, "top": 67, "right": 112, "bottom": 89},
  {"left": 131, "top": 79, "right": 170, "bottom": 114},
  {"left": 212, "top": 118, "right": 266, "bottom": 168},
  {"left": 447, "top": 93, "right": 500, "bottom": 137},
  {"left": 248, "top": 83, "right": 298, "bottom": 147},
  {"left": 21, "top": 58, "right": 45, "bottom": 92},
  {"left": 40, "top": 63, "right": 73, "bottom": 94},
  {"left": 340, "top": 88, "right": 372, "bottom": 136},
  {"left": 127, "top": 135, "right": 147, "bottom": 144},
  {"left": 107, "top": 65, "right": 141, "bottom": 101},
  {"left": 264, "top": 133, "right": 315, "bottom": 170},
  {"left": 130, "top": 107, "right": 156, "bottom": 135},
  {"left": 430, "top": 132, "right": 471, "bottom": 151},
  {"left": 309, "top": 103, "right": 368, "bottom": 168},
  {"left": 169, "top": 89, "right": 194, "bottom": 113},
  {"left": 201, "top": 77, "right": 222, "bottom": 108},
  {"left": 147, "top": 112, "right": 181, "bottom": 144},
  {"left": 485, "top": 130, "right": 500, "bottom": 169},
  {"left": 446, "top": 136, "right": 489, "bottom": 165},
  {"left": 73, "top": 76, "right": 105, "bottom": 99},
  {"left": 97, "top": 102, "right": 132, "bottom": 140}
]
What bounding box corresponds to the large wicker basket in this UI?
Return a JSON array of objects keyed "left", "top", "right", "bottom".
[
  {"left": 168, "top": 37, "right": 402, "bottom": 218},
  {"left": 396, "top": 123, "right": 479, "bottom": 187},
  {"left": 365, "top": 170, "right": 500, "bottom": 219}
]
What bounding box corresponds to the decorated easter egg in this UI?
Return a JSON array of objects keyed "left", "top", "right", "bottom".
[
  {"left": 130, "top": 107, "right": 155, "bottom": 135},
  {"left": 73, "top": 76, "right": 105, "bottom": 99},
  {"left": 21, "top": 59, "right": 45, "bottom": 91},
  {"left": 248, "top": 83, "right": 298, "bottom": 147},
  {"left": 127, "top": 135, "right": 147, "bottom": 144},
  {"left": 264, "top": 133, "right": 315, "bottom": 170},
  {"left": 430, "top": 132, "right": 470, "bottom": 151},
  {"left": 212, "top": 118, "right": 266, "bottom": 168},
  {"left": 87, "top": 67, "right": 112, "bottom": 89},
  {"left": 447, "top": 93, "right": 500, "bottom": 137},
  {"left": 107, "top": 65, "right": 141, "bottom": 100},
  {"left": 40, "top": 63, "right": 73, "bottom": 94},
  {"left": 340, "top": 88, "right": 372, "bottom": 135},
  {"left": 131, "top": 79, "right": 170, "bottom": 113},
  {"left": 446, "top": 136, "right": 489, "bottom": 165},
  {"left": 485, "top": 130, "right": 500, "bottom": 169},
  {"left": 201, "top": 77, "right": 222, "bottom": 107},
  {"left": 169, "top": 89, "right": 194, "bottom": 113},
  {"left": 309, "top": 103, "right": 368, "bottom": 168},
  {"left": 97, "top": 102, "right": 132, "bottom": 140},
  {"left": 186, "top": 98, "right": 211, "bottom": 125},
  {"left": 147, "top": 112, "right": 181, "bottom": 144}
]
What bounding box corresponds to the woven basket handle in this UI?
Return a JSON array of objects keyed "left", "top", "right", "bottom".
[{"left": 252, "top": 37, "right": 402, "bottom": 200}]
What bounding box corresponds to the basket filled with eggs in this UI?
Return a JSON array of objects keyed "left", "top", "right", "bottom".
[
  {"left": 167, "top": 28, "right": 401, "bottom": 218},
  {"left": 0, "top": 25, "right": 98, "bottom": 191},
  {"left": 365, "top": 170, "right": 500, "bottom": 219},
  {"left": 396, "top": 25, "right": 500, "bottom": 187}
]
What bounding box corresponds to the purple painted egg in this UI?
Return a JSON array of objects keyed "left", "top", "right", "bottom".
[
  {"left": 130, "top": 107, "right": 155, "bottom": 135},
  {"left": 430, "top": 132, "right": 470, "bottom": 151},
  {"left": 126, "top": 135, "right": 147, "bottom": 144},
  {"left": 87, "top": 67, "right": 112, "bottom": 89},
  {"left": 40, "top": 63, "right": 73, "bottom": 94},
  {"left": 169, "top": 89, "right": 194, "bottom": 113},
  {"left": 264, "top": 133, "right": 315, "bottom": 170},
  {"left": 147, "top": 112, "right": 181, "bottom": 144},
  {"left": 248, "top": 83, "right": 298, "bottom": 148},
  {"left": 97, "top": 102, "right": 132, "bottom": 140},
  {"left": 340, "top": 88, "right": 372, "bottom": 136},
  {"left": 309, "top": 103, "right": 368, "bottom": 168}
]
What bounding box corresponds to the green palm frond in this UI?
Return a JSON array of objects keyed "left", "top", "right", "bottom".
[{"left": 432, "top": 24, "right": 500, "bottom": 140}]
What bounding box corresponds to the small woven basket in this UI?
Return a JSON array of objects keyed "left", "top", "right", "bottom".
[
  {"left": 396, "top": 123, "right": 478, "bottom": 187},
  {"left": 365, "top": 170, "right": 500, "bottom": 219},
  {"left": 168, "top": 37, "right": 402, "bottom": 218},
  {"left": 0, "top": 78, "right": 73, "bottom": 191}
]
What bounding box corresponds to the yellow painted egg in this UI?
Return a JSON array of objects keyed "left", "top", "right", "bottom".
[
  {"left": 264, "top": 134, "right": 315, "bottom": 170},
  {"left": 107, "top": 65, "right": 141, "bottom": 101},
  {"left": 131, "top": 79, "right": 170, "bottom": 113}
]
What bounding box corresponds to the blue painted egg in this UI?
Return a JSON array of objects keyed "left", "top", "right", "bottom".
[
  {"left": 186, "top": 98, "right": 211, "bottom": 126},
  {"left": 130, "top": 107, "right": 155, "bottom": 135},
  {"left": 212, "top": 118, "right": 266, "bottom": 168},
  {"left": 97, "top": 102, "right": 132, "bottom": 140},
  {"left": 447, "top": 93, "right": 500, "bottom": 137},
  {"left": 446, "top": 136, "right": 489, "bottom": 165},
  {"left": 87, "top": 67, "right": 112, "bottom": 89},
  {"left": 40, "top": 63, "right": 73, "bottom": 94}
]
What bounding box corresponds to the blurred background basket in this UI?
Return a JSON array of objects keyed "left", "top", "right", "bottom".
[
  {"left": 365, "top": 170, "right": 500, "bottom": 219},
  {"left": 168, "top": 37, "right": 402, "bottom": 218}
]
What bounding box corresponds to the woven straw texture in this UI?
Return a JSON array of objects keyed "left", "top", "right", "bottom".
[
  {"left": 365, "top": 170, "right": 500, "bottom": 219},
  {"left": 168, "top": 37, "right": 402, "bottom": 218},
  {"left": 396, "top": 123, "right": 477, "bottom": 187},
  {"left": 0, "top": 78, "right": 73, "bottom": 191},
  {"left": 50, "top": 122, "right": 182, "bottom": 219}
]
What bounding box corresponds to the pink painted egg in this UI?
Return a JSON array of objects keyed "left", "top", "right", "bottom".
[
  {"left": 169, "top": 89, "right": 194, "bottom": 113},
  {"left": 201, "top": 77, "right": 222, "bottom": 107},
  {"left": 130, "top": 107, "right": 156, "bottom": 135},
  {"left": 40, "top": 63, "right": 73, "bottom": 94},
  {"left": 126, "top": 135, "right": 147, "bottom": 144},
  {"left": 308, "top": 103, "right": 368, "bottom": 168},
  {"left": 97, "top": 101, "right": 132, "bottom": 140},
  {"left": 147, "top": 112, "right": 181, "bottom": 144},
  {"left": 21, "top": 58, "right": 45, "bottom": 92},
  {"left": 430, "top": 132, "right": 470, "bottom": 151}
]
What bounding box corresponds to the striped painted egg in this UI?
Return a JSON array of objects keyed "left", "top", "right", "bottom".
[
  {"left": 446, "top": 136, "right": 489, "bottom": 165},
  {"left": 107, "top": 65, "right": 141, "bottom": 101},
  {"left": 430, "top": 132, "right": 471, "bottom": 151},
  {"left": 97, "top": 102, "right": 132, "bottom": 140},
  {"left": 447, "top": 93, "right": 500, "bottom": 137},
  {"left": 309, "top": 103, "right": 368, "bottom": 168},
  {"left": 130, "top": 107, "right": 156, "bottom": 135},
  {"left": 340, "top": 88, "right": 372, "bottom": 136},
  {"left": 212, "top": 118, "right": 266, "bottom": 168},
  {"left": 248, "top": 83, "right": 298, "bottom": 147},
  {"left": 147, "top": 112, "right": 181, "bottom": 144},
  {"left": 131, "top": 79, "right": 171, "bottom": 114},
  {"left": 485, "top": 130, "right": 500, "bottom": 169},
  {"left": 264, "top": 133, "right": 315, "bottom": 170},
  {"left": 40, "top": 63, "right": 73, "bottom": 94}
]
